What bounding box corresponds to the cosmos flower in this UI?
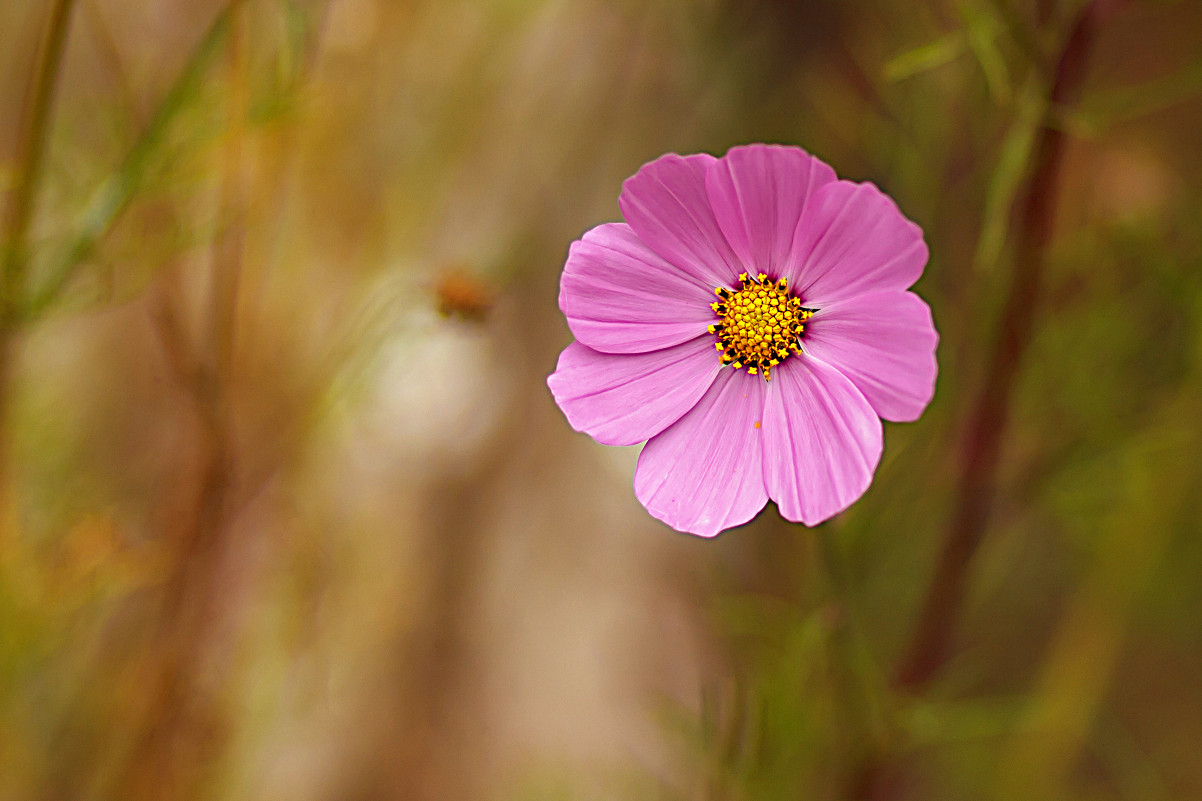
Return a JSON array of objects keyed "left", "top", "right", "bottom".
[{"left": 548, "top": 145, "right": 938, "bottom": 537}]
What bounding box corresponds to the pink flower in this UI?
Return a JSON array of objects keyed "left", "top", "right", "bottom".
[{"left": 548, "top": 145, "right": 938, "bottom": 537}]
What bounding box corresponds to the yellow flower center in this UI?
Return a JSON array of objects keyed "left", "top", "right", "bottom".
[{"left": 708, "top": 272, "right": 814, "bottom": 380}]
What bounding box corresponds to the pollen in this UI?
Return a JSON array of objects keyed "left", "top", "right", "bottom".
[{"left": 706, "top": 273, "right": 814, "bottom": 380}]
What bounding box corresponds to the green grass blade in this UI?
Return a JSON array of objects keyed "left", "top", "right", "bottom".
[
  {"left": 884, "top": 32, "right": 969, "bottom": 83},
  {"left": 26, "top": 0, "right": 245, "bottom": 320}
]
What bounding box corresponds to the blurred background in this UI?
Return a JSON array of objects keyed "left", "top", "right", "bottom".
[{"left": 1, "top": 0, "right": 1201, "bottom": 799}]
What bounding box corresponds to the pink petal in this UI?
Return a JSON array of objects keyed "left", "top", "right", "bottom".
[
  {"left": 634, "top": 368, "right": 768, "bottom": 537},
  {"left": 547, "top": 338, "right": 721, "bottom": 447},
  {"left": 618, "top": 153, "right": 742, "bottom": 290},
  {"left": 762, "top": 356, "right": 883, "bottom": 526},
  {"left": 802, "top": 291, "right": 939, "bottom": 423},
  {"left": 706, "top": 144, "right": 837, "bottom": 277},
  {"left": 559, "top": 223, "right": 718, "bottom": 354},
  {"left": 784, "top": 180, "right": 928, "bottom": 305}
]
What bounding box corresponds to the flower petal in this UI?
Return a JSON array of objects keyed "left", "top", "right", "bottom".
[
  {"left": 559, "top": 223, "right": 718, "bottom": 354},
  {"left": 618, "top": 153, "right": 742, "bottom": 289},
  {"left": 547, "top": 338, "right": 720, "bottom": 447},
  {"left": 762, "top": 356, "right": 883, "bottom": 526},
  {"left": 634, "top": 368, "right": 768, "bottom": 537},
  {"left": 784, "top": 180, "right": 928, "bottom": 304},
  {"left": 706, "top": 144, "right": 837, "bottom": 277},
  {"left": 802, "top": 291, "right": 939, "bottom": 423}
]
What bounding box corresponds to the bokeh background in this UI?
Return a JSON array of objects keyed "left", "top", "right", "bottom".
[{"left": 2, "top": 0, "right": 1201, "bottom": 799}]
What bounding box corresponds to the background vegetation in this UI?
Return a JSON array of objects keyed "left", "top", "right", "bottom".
[{"left": 1, "top": 0, "right": 1201, "bottom": 799}]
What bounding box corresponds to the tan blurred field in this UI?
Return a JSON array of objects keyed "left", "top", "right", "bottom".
[{"left": 2, "top": 1, "right": 1202, "bottom": 799}]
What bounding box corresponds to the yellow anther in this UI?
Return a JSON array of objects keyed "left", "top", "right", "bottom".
[{"left": 708, "top": 275, "right": 813, "bottom": 380}]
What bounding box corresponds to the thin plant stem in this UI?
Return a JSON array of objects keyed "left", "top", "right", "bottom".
[
  {"left": 813, "top": 529, "right": 894, "bottom": 794},
  {"left": 25, "top": 0, "right": 246, "bottom": 321},
  {"left": 895, "top": 0, "right": 1103, "bottom": 693},
  {"left": 2, "top": 0, "right": 78, "bottom": 317},
  {"left": 111, "top": 8, "right": 249, "bottom": 799},
  {"left": 0, "top": 0, "right": 78, "bottom": 531},
  {"left": 842, "top": 6, "right": 1107, "bottom": 800}
]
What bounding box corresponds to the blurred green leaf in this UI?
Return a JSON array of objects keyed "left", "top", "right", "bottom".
[
  {"left": 884, "top": 32, "right": 969, "bottom": 83},
  {"left": 958, "top": 0, "right": 1013, "bottom": 104},
  {"left": 974, "top": 74, "right": 1045, "bottom": 272},
  {"left": 900, "top": 695, "right": 1031, "bottom": 745},
  {"left": 1067, "top": 55, "right": 1202, "bottom": 134}
]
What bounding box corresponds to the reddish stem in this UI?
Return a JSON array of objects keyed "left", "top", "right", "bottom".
[{"left": 895, "top": 1, "right": 1101, "bottom": 691}]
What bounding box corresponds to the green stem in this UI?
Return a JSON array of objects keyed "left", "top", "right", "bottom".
[
  {"left": 0, "top": 0, "right": 78, "bottom": 531},
  {"left": 813, "top": 530, "right": 892, "bottom": 790},
  {"left": 2, "top": 0, "right": 78, "bottom": 323},
  {"left": 24, "top": 0, "right": 245, "bottom": 321}
]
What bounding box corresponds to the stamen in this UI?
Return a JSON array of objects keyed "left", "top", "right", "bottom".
[{"left": 708, "top": 273, "right": 816, "bottom": 380}]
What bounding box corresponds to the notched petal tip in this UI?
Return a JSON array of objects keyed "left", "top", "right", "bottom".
[
  {"left": 634, "top": 369, "right": 769, "bottom": 537},
  {"left": 547, "top": 338, "right": 720, "bottom": 448},
  {"left": 761, "top": 356, "right": 884, "bottom": 527},
  {"left": 803, "top": 290, "right": 939, "bottom": 424},
  {"left": 786, "top": 179, "right": 930, "bottom": 305},
  {"left": 707, "top": 144, "right": 840, "bottom": 280},
  {"left": 640, "top": 503, "right": 727, "bottom": 538},
  {"left": 617, "top": 152, "right": 741, "bottom": 290},
  {"left": 558, "top": 222, "right": 718, "bottom": 354}
]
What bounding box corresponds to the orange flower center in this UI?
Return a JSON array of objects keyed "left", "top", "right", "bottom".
[{"left": 708, "top": 273, "right": 813, "bottom": 380}]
